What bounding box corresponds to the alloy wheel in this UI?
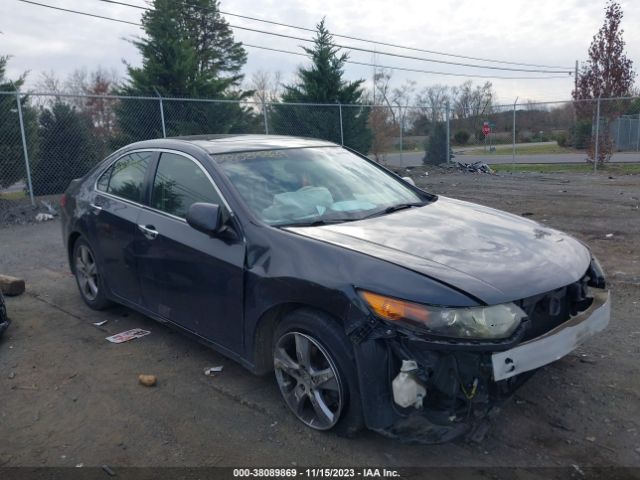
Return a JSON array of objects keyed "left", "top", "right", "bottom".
[
  {"left": 274, "top": 331, "right": 343, "bottom": 430},
  {"left": 75, "top": 244, "right": 99, "bottom": 302}
]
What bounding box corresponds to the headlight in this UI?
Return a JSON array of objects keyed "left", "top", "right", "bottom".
[{"left": 359, "top": 290, "right": 526, "bottom": 340}]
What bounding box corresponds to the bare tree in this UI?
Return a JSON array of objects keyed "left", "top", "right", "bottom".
[
  {"left": 392, "top": 80, "right": 416, "bottom": 134},
  {"left": 451, "top": 80, "right": 494, "bottom": 140},
  {"left": 416, "top": 84, "right": 449, "bottom": 124},
  {"left": 249, "top": 69, "right": 282, "bottom": 112}
]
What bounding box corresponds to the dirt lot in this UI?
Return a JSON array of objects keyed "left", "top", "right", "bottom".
[{"left": 0, "top": 170, "right": 639, "bottom": 474}]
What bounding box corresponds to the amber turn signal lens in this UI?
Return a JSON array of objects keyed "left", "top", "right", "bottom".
[{"left": 359, "top": 291, "right": 430, "bottom": 324}]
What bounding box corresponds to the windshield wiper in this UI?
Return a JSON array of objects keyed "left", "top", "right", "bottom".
[
  {"left": 275, "top": 218, "right": 356, "bottom": 228},
  {"left": 361, "top": 202, "right": 426, "bottom": 220}
]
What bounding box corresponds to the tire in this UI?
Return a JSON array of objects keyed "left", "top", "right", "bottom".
[
  {"left": 273, "top": 308, "right": 364, "bottom": 436},
  {"left": 72, "top": 237, "right": 111, "bottom": 310}
]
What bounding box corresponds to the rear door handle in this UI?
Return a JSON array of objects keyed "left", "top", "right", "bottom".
[
  {"left": 138, "top": 224, "right": 159, "bottom": 240},
  {"left": 89, "top": 202, "right": 102, "bottom": 214}
]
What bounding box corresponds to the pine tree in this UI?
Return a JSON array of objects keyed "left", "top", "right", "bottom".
[
  {"left": 115, "top": 0, "right": 255, "bottom": 144},
  {"left": 32, "top": 103, "right": 98, "bottom": 195},
  {"left": 273, "top": 20, "right": 372, "bottom": 153},
  {"left": 0, "top": 55, "right": 37, "bottom": 189}
]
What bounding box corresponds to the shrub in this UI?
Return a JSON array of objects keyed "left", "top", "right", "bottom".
[
  {"left": 453, "top": 130, "right": 470, "bottom": 145},
  {"left": 572, "top": 120, "right": 592, "bottom": 150},
  {"left": 423, "top": 123, "right": 449, "bottom": 165}
]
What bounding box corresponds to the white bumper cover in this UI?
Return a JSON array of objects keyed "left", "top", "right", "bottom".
[{"left": 492, "top": 290, "right": 610, "bottom": 381}]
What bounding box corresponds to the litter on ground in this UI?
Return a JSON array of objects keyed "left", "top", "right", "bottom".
[{"left": 105, "top": 328, "right": 150, "bottom": 344}]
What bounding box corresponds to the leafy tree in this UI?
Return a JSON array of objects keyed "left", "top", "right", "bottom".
[
  {"left": 115, "top": 0, "right": 255, "bottom": 145},
  {"left": 573, "top": 1, "right": 635, "bottom": 163},
  {"left": 274, "top": 19, "right": 372, "bottom": 153},
  {"left": 0, "top": 55, "right": 37, "bottom": 189},
  {"left": 31, "top": 102, "right": 97, "bottom": 195}
]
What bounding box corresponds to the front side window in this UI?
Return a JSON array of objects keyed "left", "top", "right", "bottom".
[
  {"left": 97, "top": 152, "right": 153, "bottom": 203},
  {"left": 213, "top": 147, "right": 427, "bottom": 226},
  {"left": 151, "top": 152, "right": 222, "bottom": 218}
]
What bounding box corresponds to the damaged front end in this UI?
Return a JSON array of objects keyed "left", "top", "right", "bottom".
[{"left": 348, "top": 262, "right": 610, "bottom": 444}]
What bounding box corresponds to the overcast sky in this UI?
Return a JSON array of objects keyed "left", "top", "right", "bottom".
[{"left": 1, "top": 0, "right": 639, "bottom": 105}]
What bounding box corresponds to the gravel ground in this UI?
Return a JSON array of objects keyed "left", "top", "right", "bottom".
[{"left": 0, "top": 170, "right": 639, "bottom": 475}]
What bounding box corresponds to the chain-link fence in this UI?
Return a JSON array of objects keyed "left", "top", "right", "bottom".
[{"left": 1, "top": 91, "right": 639, "bottom": 209}]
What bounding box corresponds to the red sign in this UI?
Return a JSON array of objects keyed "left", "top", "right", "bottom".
[{"left": 482, "top": 122, "right": 491, "bottom": 136}]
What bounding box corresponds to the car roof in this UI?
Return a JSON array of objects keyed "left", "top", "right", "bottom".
[{"left": 124, "top": 134, "right": 339, "bottom": 155}]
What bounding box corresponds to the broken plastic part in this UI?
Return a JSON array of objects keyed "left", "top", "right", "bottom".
[{"left": 392, "top": 360, "right": 427, "bottom": 409}]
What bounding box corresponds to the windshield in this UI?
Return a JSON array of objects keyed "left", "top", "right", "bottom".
[{"left": 213, "top": 147, "right": 427, "bottom": 226}]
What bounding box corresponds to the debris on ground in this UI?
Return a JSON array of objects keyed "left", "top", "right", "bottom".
[
  {"left": 40, "top": 200, "right": 57, "bottom": 216},
  {"left": 521, "top": 212, "right": 535, "bottom": 217},
  {"left": 456, "top": 161, "right": 494, "bottom": 174},
  {"left": 105, "top": 328, "right": 150, "bottom": 344},
  {"left": 8, "top": 371, "right": 16, "bottom": 379},
  {"left": 35, "top": 213, "right": 54, "bottom": 222},
  {"left": 101, "top": 465, "right": 116, "bottom": 477},
  {"left": 605, "top": 233, "right": 614, "bottom": 238},
  {"left": 204, "top": 366, "right": 224, "bottom": 376},
  {"left": 0, "top": 274, "right": 26, "bottom": 296},
  {"left": 572, "top": 464, "right": 586, "bottom": 477},
  {"left": 138, "top": 374, "right": 157, "bottom": 387},
  {"left": 93, "top": 320, "right": 109, "bottom": 327}
]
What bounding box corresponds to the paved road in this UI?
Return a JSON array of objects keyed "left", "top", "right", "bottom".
[{"left": 381, "top": 151, "right": 640, "bottom": 167}]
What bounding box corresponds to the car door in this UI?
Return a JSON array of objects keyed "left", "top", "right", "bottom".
[
  {"left": 135, "top": 151, "right": 245, "bottom": 353},
  {"left": 88, "top": 151, "right": 156, "bottom": 304}
]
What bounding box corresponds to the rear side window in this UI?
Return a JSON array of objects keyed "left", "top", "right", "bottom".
[
  {"left": 97, "top": 152, "right": 153, "bottom": 203},
  {"left": 151, "top": 152, "right": 222, "bottom": 218}
]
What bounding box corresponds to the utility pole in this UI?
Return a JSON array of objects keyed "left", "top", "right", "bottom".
[
  {"left": 573, "top": 60, "right": 579, "bottom": 129},
  {"left": 372, "top": 48, "right": 377, "bottom": 105}
]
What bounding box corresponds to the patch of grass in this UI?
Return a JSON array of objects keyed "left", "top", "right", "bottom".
[
  {"left": 0, "top": 190, "right": 26, "bottom": 200},
  {"left": 491, "top": 163, "right": 640, "bottom": 174},
  {"left": 464, "top": 142, "right": 574, "bottom": 156}
]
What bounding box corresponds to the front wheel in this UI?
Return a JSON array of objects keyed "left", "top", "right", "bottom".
[
  {"left": 73, "top": 237, "right": 110, "bottom": 310},
  {"left": 273, "top": 309, "right": 363, "bottom": 435}
]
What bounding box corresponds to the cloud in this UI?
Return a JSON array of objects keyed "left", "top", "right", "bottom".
[{"left": 1, "top": 0, "right": 638, "bottom": 102}]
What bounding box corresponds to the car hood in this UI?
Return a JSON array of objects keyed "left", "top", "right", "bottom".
[{"left": 286, "top": 196, "right": 591, "bottom": 305}]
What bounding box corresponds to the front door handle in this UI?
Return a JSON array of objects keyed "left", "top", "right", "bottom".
[
  {"left": 89, "top": 202, "right": 103, "bottom": 214},
  {"left": 138, "top": 224, "right": 159, "bottom": 240}
]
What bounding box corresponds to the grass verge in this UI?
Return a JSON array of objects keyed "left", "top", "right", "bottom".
[{"left": 491, "top": 163, "right": 640, "bottom": 174}]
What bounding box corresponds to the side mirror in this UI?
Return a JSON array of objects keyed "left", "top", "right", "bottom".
[
  {"left": 402, "top": 176, "right": 416, "bottom": 186},
  {"left": 186, "top": 202, "right": 222, "bottom": 236}
]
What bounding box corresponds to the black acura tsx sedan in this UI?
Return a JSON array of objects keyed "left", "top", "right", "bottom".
[{"left": 61, "top": 134, "right": 610, "bottom": 442}]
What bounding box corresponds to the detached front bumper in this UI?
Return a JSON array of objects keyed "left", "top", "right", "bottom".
[
  {"left": 351, "top": 289, "right": 611, "bottom": 443},
  {"left": 492, "top": 290, "right": 610, "bottom": 381}
]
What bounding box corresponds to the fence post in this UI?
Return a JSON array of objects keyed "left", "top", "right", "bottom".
[
  {"left": 153, "top": 89, "right": 166, "bottom": 138},
  {"left": 512, "top": 97, "right": 518, "bottom": 170},
  {"left": 399, "top": 107, "right": 403, "bottom": 167},
  {"left": 263, "top": 101, "right": 269, "bottom": 135},
  {"left": 338, "top": 103, "right": 344, "bottom": 146},
  {"left": 15, "top": 91, "right": 35, "bottom": 206},
  {"left": 594, "top": 96, "right": 601, "bottom": 173},
  {"left": 445, "top": 101, "right": 450, "bottom": 164},
  {"left": 636, "top": 113, "right": 640, "bottom": 152}
]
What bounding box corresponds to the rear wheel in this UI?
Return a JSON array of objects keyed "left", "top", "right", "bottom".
[
  {"left": 273, "top": 309, "right": 363, "bottom": 435},
  {"left": 73, "top": 238, "right": 110, "bottom": 310}
]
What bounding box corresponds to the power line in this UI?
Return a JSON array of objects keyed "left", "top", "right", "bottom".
[
  {"left": 14, "top": 0, "right": 570, "bottom": 80},
  {"left": 242, "top": 44, "right": 568, "bottom": 80},
  {"left": 87, "top": 0, "right": 571, "bottom": 74},
  {"left": 17, "top": 0, "right": 140, "bottom": 25},
  {"left": 96, "top": 0, "right": 573, "bottom": 70}
]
